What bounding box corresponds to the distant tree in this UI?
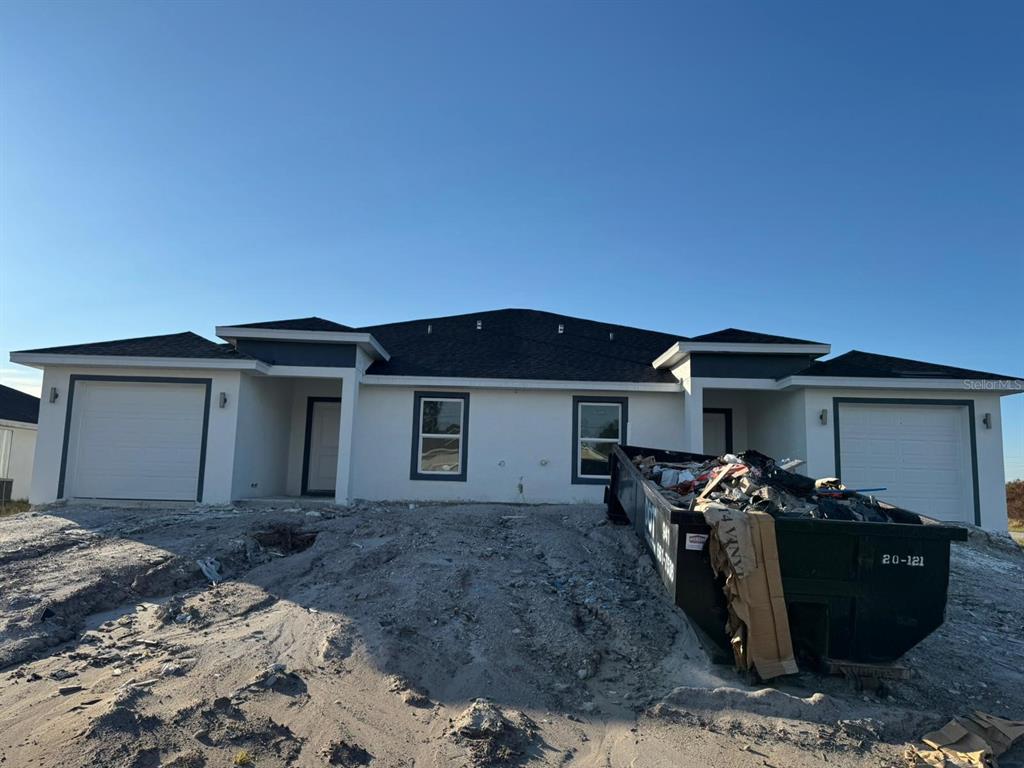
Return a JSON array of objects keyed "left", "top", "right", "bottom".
[{"left": 1008, "top": 480, "right": 1024, "bottom": 522}]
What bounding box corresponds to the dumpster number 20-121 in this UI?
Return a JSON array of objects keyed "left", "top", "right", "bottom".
[{"left": 881, "top": 554, "right": 925, "bottom": 566}]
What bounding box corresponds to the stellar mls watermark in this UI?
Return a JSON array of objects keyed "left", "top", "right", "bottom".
[{"left": 963, "top": 379, "right": 1024, "bottom": 390}]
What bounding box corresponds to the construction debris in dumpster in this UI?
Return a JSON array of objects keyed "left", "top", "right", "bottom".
[
  {"left": 629, "top": 449, "right": 924, "bottom": 680},
  {"left": 630, "top": 449, "right": 921, "bottom": 524}
]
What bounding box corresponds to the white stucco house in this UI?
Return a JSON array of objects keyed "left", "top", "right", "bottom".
[
  {"left": 0, "top": 383, "right": 39, "bottom": 502},
  {"left": 9, "top": 309, "right": 1020, "bottom": 530}
]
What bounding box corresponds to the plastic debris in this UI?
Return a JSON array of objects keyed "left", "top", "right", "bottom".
[{"left": 196, "top": 558, "right": 223, "bottom": 584}]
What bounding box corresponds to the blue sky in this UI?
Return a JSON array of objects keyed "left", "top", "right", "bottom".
[{"left": 1, "top": 1, "right": 1021, "bottom": 478}]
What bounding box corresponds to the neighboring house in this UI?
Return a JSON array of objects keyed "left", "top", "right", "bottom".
[
  {"left": 0, "top": 383, "right": 40, "bottom": 501},
  {"left": 9, "top": 309, "right": 1021, "bottom": 530}
]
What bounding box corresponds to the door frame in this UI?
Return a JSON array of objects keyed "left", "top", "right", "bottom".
[
  {"left": 832, "top": 397, "right": 981, "bottom": 526},
  {"left": 301, "top": 396, "right": 341, "bottom": 496},
  {"left": 57, "top": 374, "right": 213, "bottom": 502},
  {"left": 702, "top": 407, "right": 734, "bottom": 455}
]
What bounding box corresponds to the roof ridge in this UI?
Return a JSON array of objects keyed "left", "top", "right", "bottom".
[
  {"left": 690, "top": 327, "right": 824, "bottom": 345},
  {"left": 483, "top": 326, "right": 677, "bottom": 368},
  {"left": 358, "top": 307, "right": 684, "bottom": 339}
]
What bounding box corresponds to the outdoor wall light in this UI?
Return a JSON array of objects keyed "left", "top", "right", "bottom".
[
  {"left": 983, "top": 413, "right": 992, "bottom": 429},
  {"left": 49, "top": 387, "right": 59, "bottom": 403},
  {"left": 219, "top": 392, "right": 228, "bottom": 408},
  {"left": 819, "top": 409, "right": 828, "bottom": 425}
]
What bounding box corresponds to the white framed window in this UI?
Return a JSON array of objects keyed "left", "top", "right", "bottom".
[
  {"left": 573, "top": 397, "right": 627, "bottom": 484},
  {"left": 0, "top": 428, "right": 12, "bottom": 478},
  {"left": 411, "top": 392, "right": 469, "bottom": 480}
]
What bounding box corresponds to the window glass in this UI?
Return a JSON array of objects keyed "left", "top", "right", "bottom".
[
  {"left": 420, "top": 436, "right": 460, "bottom": 473},
  {"left": 0, "top": 429, "right": 11, "bottom": 477},
  {"left": 416, "top": 397, "right": 465, "bottom": 476},
  {"left": 576, "top": 401, "right": 623, "bottom": 479},
  {"left": 579, "top": 404, "right": 620, "bottom": 439},
  {"left": 422, "top": 400, "right": 463, "bottom": 435},
  {"left": 579, "top": 439, "right": 615, "bottom": 477}
]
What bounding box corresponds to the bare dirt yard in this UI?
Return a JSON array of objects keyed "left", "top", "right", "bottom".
[{"left": 0, "top": 501, "right": 1021, "bottom": 768}]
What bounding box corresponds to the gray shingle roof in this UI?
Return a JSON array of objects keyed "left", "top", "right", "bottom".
[
  {"left": 360, "top": 309, "right": 681, "bottom": 382},
  {"left": 11, "top": 312, "right": 681, "bottom": 382},
  {"left": 15, "top": 312, "right": 1012, "bottom": 385},
  {"left": 690, "top": 328, "right": 824, "bottom": 345},
  {"left": 229, "top": 317, "right": 355, "bottom": 332},
  {"left": 16, "top": 332, "right": 250, "bottom": 360},
  {"left": 789, "top": 350, "right": 1015, "bottom": 380},
  {"left": 0, "top": 384, "right": 39, "bottom": 424}
]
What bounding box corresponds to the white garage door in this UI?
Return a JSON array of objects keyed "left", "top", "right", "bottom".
[
  {"left": 837, "top": 401, "right": 975, "bottom": 523},
  {"left": 64, "top": 380, "right": 207, "bottom": 501}
]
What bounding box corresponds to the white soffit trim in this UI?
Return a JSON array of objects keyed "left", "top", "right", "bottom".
[
  {"left": 361, "top": 375, "right": 682, "bottom": 392},
  {"left": 0, "top": 419, "right": 38, "bottom": 430},
  {"left": 215, "top": 327, "right": 390, "bottom": 361},
  {"left": 777, "top": 375, "right": 1021, "bottom": 393},
  {"left": 693, "top": 377, "right": 781, "bottom": 390},
  {"left": 262, "top": 365, "right": 362, "bottom": 380},
  {"left": 8, "top": 352, "right": 267, "bottom": 372},
  {"left": 653, "top": 340, "right": 831, "bottom": 369},
  {"left": 652, "top": 342, "right": 685, "bottom": 370}
]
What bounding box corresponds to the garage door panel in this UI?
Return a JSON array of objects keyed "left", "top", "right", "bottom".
[
  {"left": 841, "top": 439, "right": 899, "bottom": 462},
  {"left": 65, "top": 380, "right": 207, "bottom": 501},
  {"left": 838, "top": 402, "right": 974, "bottom": 523},
  {"left": 900, "top": 438, "right": 959, "bottom": 461},
  {"left": 897, "top": 469, "right": 961, "bottom": 489},
  {"left": 841, "top": 465, "right": 901, "bottom": 485}
]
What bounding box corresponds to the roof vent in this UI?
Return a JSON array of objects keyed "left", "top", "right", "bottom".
[
  {"left": 557, "top": 324, "right": 564, "bottom": 334},
  {"left": 609, "top": 331, "right": 614, "bottom": 341},
  {"left": 476, "top": 319, "right": 482, "bottom": 330},
  {"left": 427, "top": 324, "right": 432, "bottom": 334}
]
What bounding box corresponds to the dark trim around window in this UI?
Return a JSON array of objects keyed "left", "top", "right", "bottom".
[
  {"left": 571, "top": 395, "right": 628, "bottom": 485},
  {"left": 410, "top": 391, "right": 470, "bottom": 481}
]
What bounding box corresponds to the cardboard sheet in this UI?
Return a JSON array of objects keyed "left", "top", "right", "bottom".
[{"left": 700, "top": 503, "right": 798, "bottom": 680}]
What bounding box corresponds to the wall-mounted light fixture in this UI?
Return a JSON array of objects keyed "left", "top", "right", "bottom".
[
  {"left": 819, "top": 408, "right": 828, "bottom": 425},
  {"left": 983, "top": 413, "right": 992, "bottom": 429},
  {"left": 219, "top": 392, "right": 228, "bottom": 408},
  {"left": 49, "top": 387, "right": 59, "bottom": 403}
]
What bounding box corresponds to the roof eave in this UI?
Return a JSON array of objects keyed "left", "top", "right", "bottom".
[
  {"left": 9, "top": 352, "right": 269, "bottom": 372},
  {"left": 777, "top": 374, "right": 1024, "bottom": 394},
  {"left": 652, "top": 341, "right": 686, "bottom": 370},
  {"left": 653, "top": 340, "right": 831, "bottom": 370},
  {"left": 215, "top": 326, "right": 390, "bottom": 361},
  {"left": 0, "top": 417, "right": 39, "bottom": 429}
]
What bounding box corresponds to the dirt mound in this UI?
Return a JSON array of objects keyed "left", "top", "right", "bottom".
[
  {"left": 0, "top": 501, "right": 1022, "bottom": 768},
  {"left": 321, "top": 738, "right": 372, "bottom": 766},
  {"left": 446, "top": 698, "right": 539, "bottom": 766}
]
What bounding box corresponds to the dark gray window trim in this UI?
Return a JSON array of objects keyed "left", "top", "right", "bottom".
[
  {"left": 832, "top": 397, "right": 981, "bottom": 526},
  {"left": 410, "top": 391, "right": 470, "bottom": 481},
  {"left": 702, "top": 407, "right": 734, "bottom": 454},
  {"left": 572, "top": 395, "right": 628, "bottom": 485},
  {"left": 57, "top": 374, "right": 213, "bottom": 502},
  {"left": 301, "top": 396, "right": 341, "bottom": 496}
]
